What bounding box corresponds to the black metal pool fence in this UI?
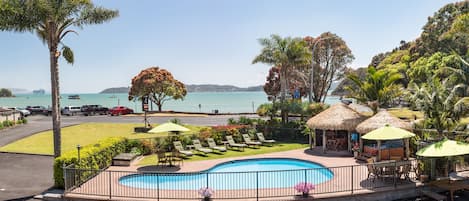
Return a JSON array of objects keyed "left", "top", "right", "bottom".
[{"left": 64, "top": 159, "right": 419, "bottom": 200}]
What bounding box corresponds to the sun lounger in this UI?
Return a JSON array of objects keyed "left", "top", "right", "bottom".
[
  {"left": 173, "top": 141, "right": 193, "bottom": 157},
  {"left": 192, "top": 139, "right": 213, "bottom": 154},
  {"left": 207, "top": 138, "right": 226, "bottom": 152},
  {"left": 242, "top": 134, "right": 262, "bottom": 147},
  {"left": 226, "top": 136, "right": 247, "bottom": 151},
  {"left": 256, "top": 133, "right": 275, "bottom": 145}
]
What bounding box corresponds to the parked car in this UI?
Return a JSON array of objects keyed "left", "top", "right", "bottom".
[
  {"left": 81, "top": 105, "right": 109, "bottom": 116},
  {"left": 26, "top": 106, "right": 51, "bottom": 115},
  {"left": 8, "top": 107, "right": 31, "bottom": 117},
  {"left": 61, "top": 106, "right": 81, "bottom": 116},
  {"left": 109, "top": 106, "right": 134, "bottom": 116}
]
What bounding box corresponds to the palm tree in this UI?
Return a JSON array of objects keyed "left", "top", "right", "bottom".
[
  {"left": 410, "top": 79, "right": 469, "bottom": 136},
  {"left": 253, "top": 34, "right": 311, "bottom": 123},
  {"left": 0, "top": 0, "right": 118, "bottom": 157},
  {"left": 345, "top": 66, "right": 402, "bottom": 113}
]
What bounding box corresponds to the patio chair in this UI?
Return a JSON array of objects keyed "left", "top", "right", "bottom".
[
  {"left": 156, "top": 150, "right": 169, "bottom": 166},
  {"left": 192, "top": 139, "right": 213, "bottom": 155},
  {"left": 206, "top": 138, "right": 226, "bottom": 152},
  {"left": 170, "top": 149, "right": 184, "bottom": 166},
  {"left": 225, "top": 136, "right": 247, "bottom": 151},
  {"left": 173, "top": 141, "right": 193, "bottom": 157},
  {"left": 256, "top": 133, "right": 275, "bottom": 145},
  {"left": 366, "top": 158, "right": 379, "bottom": 182},
  {"left": 242, "top": 134, "right": 262, "bottom": 147}
]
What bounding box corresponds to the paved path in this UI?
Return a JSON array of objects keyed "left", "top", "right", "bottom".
[
  {"left": 0, "top": 153, "right": 53, "bottom": 201},
  {"left": 0, "top": 114, "right": 258, "bottom": 147}
]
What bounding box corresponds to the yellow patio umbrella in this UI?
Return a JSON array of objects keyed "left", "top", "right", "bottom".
[
  {"left": 416, "top": 139, "right": 469, "bottom": 157},
  {"left": 416, "top": 139, "right": 469, "bottom": 180},
  {"left": 362, "top": 125, "right": 415, "bottom": 161},
  {"left": 148, "top": 122, "right": 190, "bottom": 134}
]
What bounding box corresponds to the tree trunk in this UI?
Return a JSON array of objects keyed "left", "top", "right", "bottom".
[
  {"left": 50, "top": 48, "right": 61, "bottom": 158},
  {"left": 279, "top": 68, "right": 288, "bottom": 124},
  {"left": 157, "top": 101, "right": 162, "bottom": 112}
]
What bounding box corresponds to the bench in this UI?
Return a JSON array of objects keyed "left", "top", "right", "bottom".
[
  {"left": 420, "top": 189, "right": 447, "bottom": 201},
  {"left": 112, "top": 153, "right": 137, "bottom": 166}
]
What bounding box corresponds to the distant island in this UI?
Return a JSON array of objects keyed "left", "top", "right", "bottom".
[{"left": 99, "top": 84, "right": 263, "bottom": 94}]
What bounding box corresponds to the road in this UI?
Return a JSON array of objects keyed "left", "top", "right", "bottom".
[{"left": 0, "top": 113, "right": 258, "bottom": 200}]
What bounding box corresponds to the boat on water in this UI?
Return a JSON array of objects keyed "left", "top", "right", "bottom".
[{"left": 68, "top": 95, "right": 80, "bottom": 100}]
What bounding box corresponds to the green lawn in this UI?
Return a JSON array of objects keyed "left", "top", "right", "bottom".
[
  {"left": 137, "top": 143, "right": 309, "bottom": 166},
  {"left": 388, "top": 107, "right": 423, "bottom": 120},
  {"left": 0, "top": 123, "right": 207, "bottom": 155}
]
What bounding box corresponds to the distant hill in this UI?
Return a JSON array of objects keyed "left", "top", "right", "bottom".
[
  {"left": 100, "top": 85, "right": 263, "bottom": 94},
  {"left": 100, "top": 87, "right": 130, "bottom": 94}
]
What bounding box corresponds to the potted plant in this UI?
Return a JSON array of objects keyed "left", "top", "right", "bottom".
[
  {"left": 198, "top": 187, "right": 214, "bottom": 201},
  {"left": 294, "top": 182, "right": 315, "bottom": 198}
]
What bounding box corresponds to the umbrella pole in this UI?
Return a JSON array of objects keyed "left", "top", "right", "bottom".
[
  {"left": 377, "top": 140, "right": 381, "bottom": 161},
  {"left": 404, "top": 138, "right": 410, "bottom": 159}
]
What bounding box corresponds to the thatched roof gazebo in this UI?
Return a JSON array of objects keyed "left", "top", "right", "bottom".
[
  {"left": 307, "top": 103, "right": 366, "bottom": 153},
  {"left": 356, "top": 110, "right": 412, "bottom": 133},
  {"left": 356, "top": 110, "right": 414, "bottom": 161}
]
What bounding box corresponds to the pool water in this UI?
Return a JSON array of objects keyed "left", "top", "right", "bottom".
[{"left": 119, "top": 158, "right": 333, "bottom": 190}]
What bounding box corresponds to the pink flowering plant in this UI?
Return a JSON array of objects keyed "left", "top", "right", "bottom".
[
  {"left": 294, "top": 182, "right": 315, "bottom": 195},
  {"left": 198, "top": 187, "right": 214, "bottom": 198}
]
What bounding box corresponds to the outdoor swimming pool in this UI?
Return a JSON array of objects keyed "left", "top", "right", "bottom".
[{"left": 119, "top": 158, "right": 334, "bottom": 190}]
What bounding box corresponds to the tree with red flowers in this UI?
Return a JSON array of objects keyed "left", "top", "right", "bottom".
[{"left": 129, "top": 67, "right": 187, "bottom": 112}]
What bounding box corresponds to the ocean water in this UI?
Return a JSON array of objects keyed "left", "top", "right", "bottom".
[{"left": 0, "top": 92, "right": 341, "bottom": 113}]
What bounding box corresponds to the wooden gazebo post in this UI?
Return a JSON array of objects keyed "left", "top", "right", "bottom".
[
  {"left": 322, "top": 130, "right": 326, "bottom": 153},
  {"left": 377, "top": 140, "right": 381, "bottom": 161}
]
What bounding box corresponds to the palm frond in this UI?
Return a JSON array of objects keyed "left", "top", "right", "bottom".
[{"left": 61, "top": 45, "right": 74, "bottom": 64}]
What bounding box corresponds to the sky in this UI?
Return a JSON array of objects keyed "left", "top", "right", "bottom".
[{"left": 0, "top": 0, "right": 460, "bottom": 93}]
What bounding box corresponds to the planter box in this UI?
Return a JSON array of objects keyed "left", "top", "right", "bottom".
[
  {"left": 134, "top": 127, "right": 151, "bottom": 133},
  {"left": 112, "top": 153, "right": 138, "bottom": 166}
]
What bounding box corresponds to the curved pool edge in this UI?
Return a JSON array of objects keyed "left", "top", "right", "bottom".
[{"left": 119, "top": 158, "right": 335, "bottom": 190}]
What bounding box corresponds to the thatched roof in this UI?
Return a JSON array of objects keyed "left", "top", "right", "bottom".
[
  {"left": 306, "top": 103, "right": 366, "bottom": 131},
  {"left": 356, "top": 110, "right": 412, "bottom": 134}
]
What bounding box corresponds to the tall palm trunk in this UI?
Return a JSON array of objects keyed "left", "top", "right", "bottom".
[
  {"left": 279, "top": 68, "right": 288, "bottom": 124},
  {"left": 48, "top": 21, "right": 61, "bottom": 158}
]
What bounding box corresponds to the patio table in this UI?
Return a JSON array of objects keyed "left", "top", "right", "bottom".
[{"left": 430, "top": 179, "right": 469, "bottom": 201}]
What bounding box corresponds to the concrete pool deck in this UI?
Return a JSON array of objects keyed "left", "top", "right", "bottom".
[{"left": 65, "top": 148, "right": 422, "bottom": 200}]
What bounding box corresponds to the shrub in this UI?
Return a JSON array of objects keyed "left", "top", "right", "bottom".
[
  {"left": 16, "top": 120, "right": 23, "bottom": 125},
  {"left": 0, "top": 124, "right": 3, "bottom": 129},
  {"left": 2, "top": 120, "right": 13, "bottom": 127},
  {"left": 169, "top": 118, "right": 181, "bottom": 125},
  {"left": 53, "top": 137, "right": 128, "bottom": 188},
  {"left": 22, "top": 118, "right": 27, "bottom": 124}
]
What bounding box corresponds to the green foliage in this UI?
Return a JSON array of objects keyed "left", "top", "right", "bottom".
[
  {"left": 256, "top": 103, "right": 274, "bottom": 117},
  {"left": 53, "top": 137, "right": 128, "bottom": 188},
  {"left": 409, "top": 79, "right": 469, "bottom": 135},
  {"left": 253, "top": 34, "right": 311, "bottom": 123},
  {"left": 21, "top": 118, "right": 27, "bottom": 124},
  {"left": 16, "top": 119, "right": 23, "bottom": 125},
  {"left": 0, "top": 123, "right": 3, "bottom": 129},
  {"left": 128, "top": 67, "right": 187, "bottom": 112},
  {"left": 169, "top": 118, "right": 181, "bottom": 125},
  {"left": 0, "top": 88, "right": 13, "bottom": 97},
  {"left": 2, "top": 120, "right": 13, "bottom": 127},
  {"left": 345, "top": 66, "right": 402, "bottom": 112},
  {"left": 407, "top": 52, "right": 460, "bottom": 85},
  {"left": 305, "top": 102, "right": 329, "bottom": 117}
]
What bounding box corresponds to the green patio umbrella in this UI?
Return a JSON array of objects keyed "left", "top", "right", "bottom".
[
  {"left": 416, "top": 139, "right": 469, "bottom": 157},
  {"left": 362, "top": 125, "right": 415, "bottom": 161},
  {"left": 148, "top": 122, "right": 190, "bottom": 134},
  {"left": 362, "top": 125, "right": 415, "bottom": 140}
]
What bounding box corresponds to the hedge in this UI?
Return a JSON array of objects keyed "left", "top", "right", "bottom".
[{"left": 53, "top": 137, "right": 128, "bottom": 188}]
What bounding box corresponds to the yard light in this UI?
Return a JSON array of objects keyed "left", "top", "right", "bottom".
[{"left": 77, "top": 144, "right": 81, "bottom": 166}]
